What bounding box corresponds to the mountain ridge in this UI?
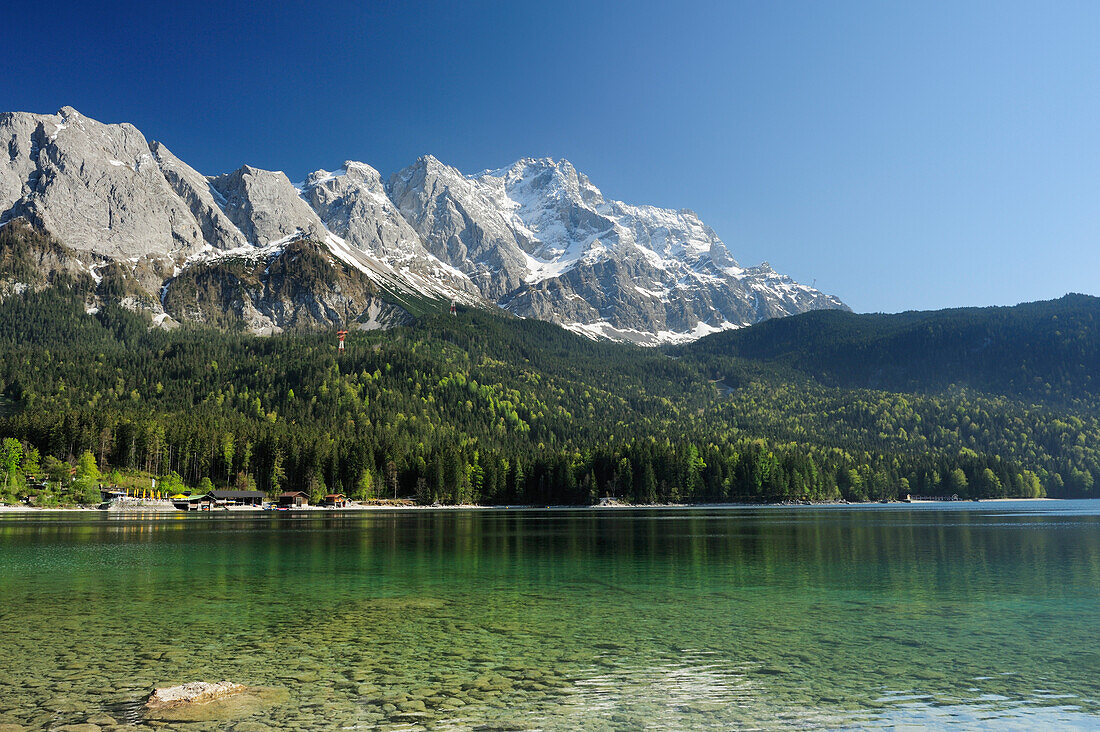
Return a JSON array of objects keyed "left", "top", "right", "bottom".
[
  {"left": 0, "top": 106, "right": 847, "bottom": 343},
  {"left": 678, "top": 293, "right": 1100, "bottom": 407}
]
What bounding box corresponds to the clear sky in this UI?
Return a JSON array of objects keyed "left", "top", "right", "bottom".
[{"left": 3, "top": 1, "right": 1098, "bottom": 313}]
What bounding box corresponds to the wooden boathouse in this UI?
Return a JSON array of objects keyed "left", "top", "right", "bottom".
[{"left": 278, "top": 491, "right": 309, "bottom": 507}]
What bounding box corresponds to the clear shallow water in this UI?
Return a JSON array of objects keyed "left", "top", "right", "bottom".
[{"left": 0, "top": 501, "right": 1098, "bottom": 730}]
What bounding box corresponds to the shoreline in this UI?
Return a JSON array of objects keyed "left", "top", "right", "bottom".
[{"left": 0, "top": 496, "right": 1063, "bottom": 514}]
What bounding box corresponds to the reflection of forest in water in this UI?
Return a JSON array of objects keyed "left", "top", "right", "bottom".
[{"left": 0, "top": 504, "right": 1097, "bottom": 729}]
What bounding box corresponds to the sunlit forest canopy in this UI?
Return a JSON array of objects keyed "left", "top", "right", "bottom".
[{"left": 1, "top": 287, "right": 1097, "bottom": 504}]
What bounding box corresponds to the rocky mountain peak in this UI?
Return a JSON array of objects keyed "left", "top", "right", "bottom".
[
  {"left": 400, "top": 154, "right": 457, "bottom": 181},
  {"left": 209, "top": 165, "right": 327, "bottom": 246},
  {"left": 300, "top": 159, "right": 479, "bottom": 303},
  {"left": 488, "top": 157, "right": 604, "bottom": 210},
  {"left": 305, "top": 161, "right": 385, "bottom": 190},
  {"left": 342, "top": 160, "right": 383, "bottom": 185},
  {"left": 0, "top": 107, "right": 205, "bottom": 259}
]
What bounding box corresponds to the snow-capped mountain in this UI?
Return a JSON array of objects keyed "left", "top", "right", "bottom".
[
  {"left": 387, "top": 155, "right": 846, "bottom": 343},
  {"left": 0, "top": 107, "right": 847, "bottom": 341},
  {"left": 299, "top": 161, "right": 481, "bottom": 304}
]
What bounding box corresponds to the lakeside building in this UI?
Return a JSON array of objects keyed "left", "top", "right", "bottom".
[
  {"left": 278, "top": 491, "right": 309, "bottom": 507},
  {"left": 170, "top": 494, "right": 210, "bottom": 511},
  {"left": 99, "top": 488, "right": 126, "bottom": 503},
  {"left": 209, "top": 490, "right": 265, "bottom": 507},
  {"left": 323, "top": 494, "right": 349, "bottom": 507}
]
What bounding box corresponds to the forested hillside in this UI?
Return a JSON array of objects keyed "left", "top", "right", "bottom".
[
  {"left": 676, "top": 294, "right": 1100, "bottom": 407},
  {"left": 0, "top": 287, "right": 1097, "bottom": 505}
]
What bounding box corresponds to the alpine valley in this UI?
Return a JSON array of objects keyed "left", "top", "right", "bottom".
[
  {"left": 0, "top": 107, "right": 846, "bottom": 344},
  {"left": 2, "top": 107, "right": 1098, "bottom": 509}
]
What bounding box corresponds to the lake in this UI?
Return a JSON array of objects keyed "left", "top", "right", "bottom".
[{"left": 1, "top": 501, "right": 1098, "bottom": 730}]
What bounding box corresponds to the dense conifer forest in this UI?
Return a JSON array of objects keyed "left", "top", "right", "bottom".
[
  {"left": 676, "top": 294, "right": 1100, "bottom": 408},
  {"left": 1, "top": 286, "right": 1097, "bottom": 505}
]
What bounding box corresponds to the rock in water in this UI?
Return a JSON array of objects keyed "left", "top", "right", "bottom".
[
  {"left": 143, "top": 681, "right": 287, "bottom": 723},
  {"left": 146, "top": 680, "right": 246, "bottom": 708}
]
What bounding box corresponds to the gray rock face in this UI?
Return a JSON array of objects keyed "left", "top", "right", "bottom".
[
  {"left": 0, "top": 111, "right": 41, "bottom": 211},
  {"left": 387, "top": 156, "right": 531, "bottom": 300},
  {"left": 0, "top": 107, "right": 205, "bottom": 259},
  {"left": 150, "top": 142, "right": 248, "bottom": 251},
  {"left": 303, "top": 161, "right": 479, "bottom": 301},
  {"left": 208, "top": 165, "right": 327, "bottom": 246},
  {"left": 304, "top": 161, "right": 422, "bottom": 260},
  {"left": 0, "top": 217, "right": 171, "bottom": 324}
]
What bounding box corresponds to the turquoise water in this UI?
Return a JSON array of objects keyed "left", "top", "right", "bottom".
[{"left": 0, "top": 501, "right": 1098, "bottom": 730}]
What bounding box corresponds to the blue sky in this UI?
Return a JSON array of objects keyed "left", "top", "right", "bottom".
[{"left": 4, "top": 1, "right": 1098, "bottom": 313}]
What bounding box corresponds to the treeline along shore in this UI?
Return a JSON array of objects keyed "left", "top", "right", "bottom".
[{"left": 1, "top": 287, "right": 1097, "bottom": 507}]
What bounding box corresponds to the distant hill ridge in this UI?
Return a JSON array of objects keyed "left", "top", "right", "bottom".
[{"left": 678, "top": 293, "right": 1100, "bottom": 406}]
